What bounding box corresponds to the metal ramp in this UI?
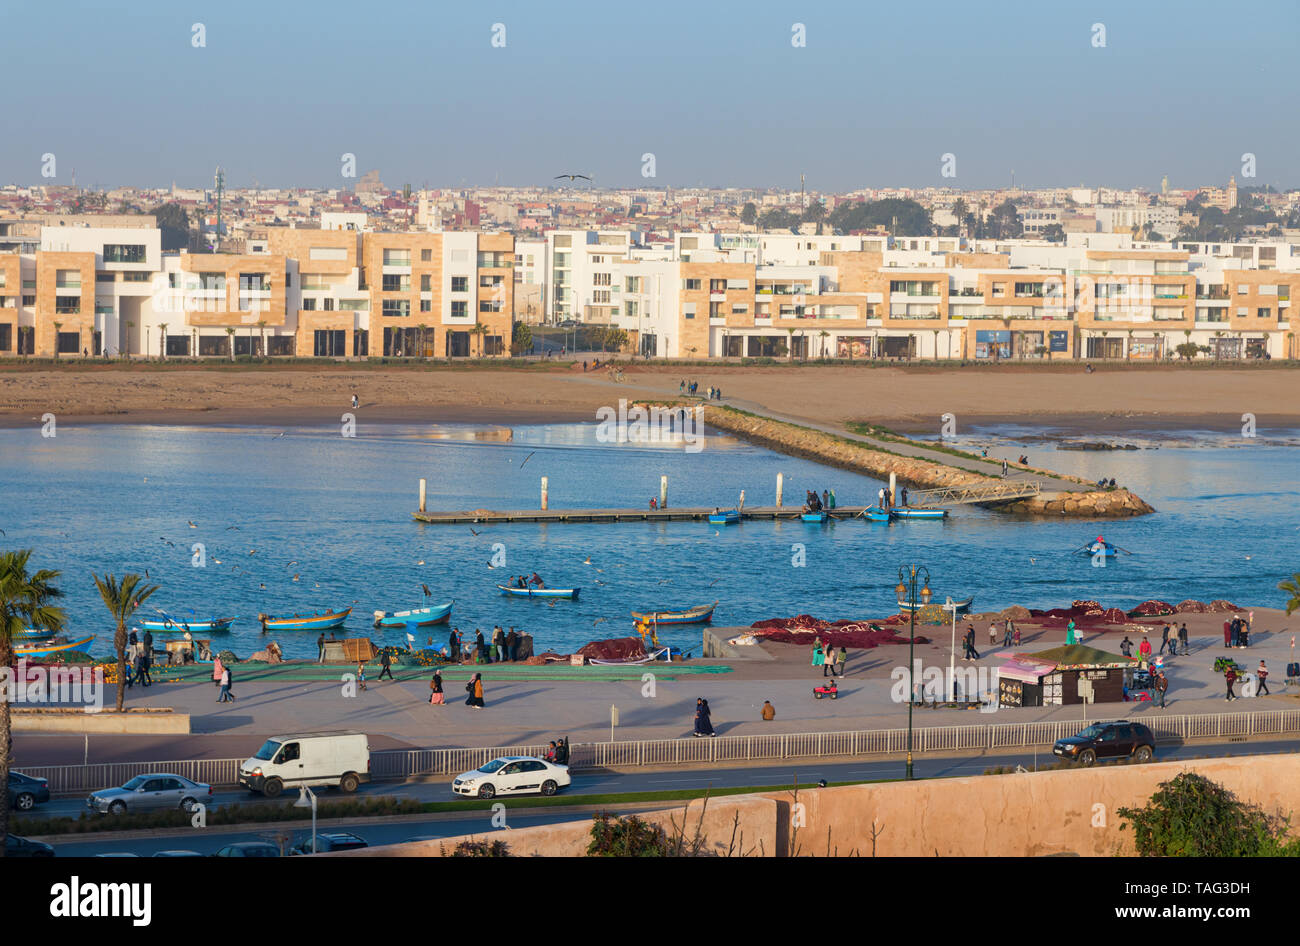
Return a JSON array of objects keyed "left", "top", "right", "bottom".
[{"left": 906, "top": 480, "right": 1042, "bottom": 507}]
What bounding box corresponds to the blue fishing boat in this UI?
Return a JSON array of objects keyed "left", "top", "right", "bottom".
[
  {"left": 259, "top": 607, "right": 352, "bottom": 631},
  {"left": 497, "top": 585, "right": 580, "bottom": 600},
  {"left": 708, "top": 509, "right": 740, "bottom": 525},
  {"left": 15, "top": 635, "right": 96, "bottom": 659},
  {"left": 1075, "top": 536, "right": 1128, "bottom": 559},
  {"left": 373, "top": 601, "right": 453, "bottom": 628},
  {"left": 863, "top": 506, "right": 891, "bottom": 522},
  {"left": 16, "top": 627, "right": 57, "bottom": 640},
  {"left": 800, "top": 511, "right": 828, "bottom": 523},
  {"left": 139, "top": 613, "right": 236, "bottom": 633},
  {"left": 891, "top": 507, "right": 948, "bottom": 520},
  {"left": 631, "top": 601, "right": 717, "bottom": 625},
  {"left": 899, "top": 596, "right": 972, "bottom": 614}
]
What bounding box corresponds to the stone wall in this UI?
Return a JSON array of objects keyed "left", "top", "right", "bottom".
[{"left": 690, "top": 405, "right": 1153, "bottom": 518}]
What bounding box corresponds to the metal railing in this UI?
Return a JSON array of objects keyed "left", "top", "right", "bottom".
[
  {"left": 20, "top": 709, "right": 1300, "bottom": 795},
  {"left": 907, "top": 480, "right": 1043, "bottom": 505}
]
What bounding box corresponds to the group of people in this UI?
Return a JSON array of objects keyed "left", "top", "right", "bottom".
[
  {"left": 544, "top": 738, "right": 571, "bottom": 764},
  {"left": 876, "top": 486, "right": 905, "bottom": 509},
  {"left": 803, "top": 489, "right": 837, "bottom": 513},
  {"left": 1094, "top": 477, "right": 1119, "bottom": 488},
  {"left": 446, "top": 625, "right": 526, "bottom": 664},
  {"left": 424, "top": 668, "right": 485, "bottom": 709},
  {"left": 509, "top": 573, "right": 546, "bottom": 590},
  {"left": 810, "top": 637, "right": 849, "bottom": 676},
  {"left": 1224, "top": 613, "right": 1253, "bottom": 649},
  {"left": 679, "top": 379, "right": 722, "bottom": 399},
  {"left": 693, "top": 697, "right": 716, "bottom": 737},
  {"left": 1223, "top": 661, "right": 1272, "bottom": 701},
  {"left": 125, "top": 629, "right": 155, "bottom": 688},
  {"left": 987, "top": 619, "right": 1022, "bottom": 648}
]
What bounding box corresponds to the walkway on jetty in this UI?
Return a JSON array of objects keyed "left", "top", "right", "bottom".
[{"left": 414, "top": 505, "right": 879, "bottom": 525}]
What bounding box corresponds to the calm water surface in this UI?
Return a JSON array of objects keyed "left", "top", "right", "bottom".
[{"left": 0, "top": 421, "right": 1296, "bottom": 658}]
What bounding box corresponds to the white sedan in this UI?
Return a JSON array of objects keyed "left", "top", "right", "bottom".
[{"left": 452, "top": 756, "right": 571, "bottom": 799}]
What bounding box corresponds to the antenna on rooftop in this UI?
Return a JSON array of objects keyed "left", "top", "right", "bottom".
[{"left": 214, "top": 166, "right": 225, "bottom": 252}]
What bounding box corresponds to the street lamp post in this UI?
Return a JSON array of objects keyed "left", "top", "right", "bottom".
[
  {"left": 294, "top": 785, "right": 317, "bottom": 854},
  {"left": 943, "top": 596, "right": 958, "bottom": 702},
  {"left": 896, "top": 565, "right": 932, "bottom": 780}
]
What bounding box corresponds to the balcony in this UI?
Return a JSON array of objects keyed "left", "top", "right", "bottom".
[{"left": 55, "top": 280, "right": 81, "bottom": 289}]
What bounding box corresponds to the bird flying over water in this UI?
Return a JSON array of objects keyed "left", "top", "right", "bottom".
[
  {"left": 422, "top": 584, "right": 432, "bottom": 597},
  {"left": 188, "top": 521, "right": 197, "bottom": 528},
  {"left": 273, "top": 431, "right": 285, "bottom": 439},
  {"left": 225, "top": 526, "right": 240, "bottom": 531},
  {"left": 554, "top": 173, "right": 591, "bottom": 182},
  {"left": 468, "top": 528, "right": 480, "bottom": 537},
  {"left": 292, "top": 574, "right": 300, "bottom": 581},
  {"left": 518, "top": 451, "right": 536, "bottom": 470}
]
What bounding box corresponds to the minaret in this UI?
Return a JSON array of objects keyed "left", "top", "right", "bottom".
[
  {"left": 1227, "top": 175, "right": 1238, "bottom": 210},
  {"left": 1161, "top": 175, "right": 1168, "bottom": 196}
]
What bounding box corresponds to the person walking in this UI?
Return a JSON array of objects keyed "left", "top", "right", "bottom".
[
  {"left": 448, "top": 628, "right": 461, "bottom": 662},
  {"left": 835, "top": 645, "right": 848, "bottom": 677},
  {"left": 823, "top": 645, "right": 836, "bottom": 677},
  {"left": 1013, "top": 624, "right": 1021, "bottom": 646},
  {"left": 475, "top": 629, "right": 487, "bottom": 664},
  {"left": 216, "top": 665, "right": 233, "bottom": 703},
  {"left": 376, "top": 649, "right": 394, "bottom": 681},
  {"left": 351, "top": 393, "right": 359, "bottom": 409},
  {"left": 963, "top": 625, "right": 980, "bottom": 661},
  {"left": 1119, "top": 636, "right": 1133, "bottom": 658},
  {"left": 356, "top": 660, "right": 367, "bottom": 691},
  {"left": 1066, "top": 618, "right": 1077, "bottom": 645},
  {"left": 811, "top": 636, "right": 823, "bottom": 668},
  {"left": 1003, "top": 619, "right": 1015, "bottom": 648},
  {"left": 1223, "top": 619, "right": 1232, "bottom": 648},
  {"left": 465, "top": 672, "right": 485, "bottom": 709},
  {"left": 429, "top": 671, "right": 444, "bottom": 705},
  {"left": 693, "top": 698, "right": 716, "bottom": 737},
  {"left": 1178, "top": 622, "right": 1189, "bottom": 656},
  {"left": 1138, "top": 636, "right": 1152, "bottom": 667},
  {"left": 1158, "top": 624, "right": 1172, "bottom": 656},
  {"left": 989, "top": 621, "right": 998, "bottom": 648},
  {"left": 1155, "top": 671, "right": 1168, "bottom": 708},
  {"left": 139, "top": 647, "right": 152, "bottom": 687},
  {"left": 317, "top": 633, "right": 326, "bottom": 663},
  {"left": 1257, "top": 660, "right": 1270, "bottom": 696},
  {"left": 1225, "top": 665, "right": 1238, "bottom": 701},
  {"left": 1230, "top": 616, "right": 1241, "bottom": 648}
]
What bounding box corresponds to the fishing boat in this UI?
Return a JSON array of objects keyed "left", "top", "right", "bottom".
[
  {"left": 373, "top": 601, "right": 453, "bottom": 628},
  {"left": 1074, "top": 536, "right": 1128, "bottom": 559},
  {"left": 630, "top": 601, "right": 717, "bottom": 625},
  {"left": 497, "top": 585, "right": 580, "bottom": 600},
  {"left": 16, "top": 635, "right": 96, "bottom": 659},
  {"left": 16, "top": 626, "right": 57, "bottom": 640},
  {"left": 708, "top": 509, "right": 740, "bottom": 525},
  {"left": 258, "top": 607, "right": 352, "bottom": 631},
  {"left": 891, "top": 507, "right": 948, "bottom": 520},
  {"left": 800, "top": 511, "right": 828, "bottom": 523},
  {"left": 863, "top": 506, "right": 892, "bottom": 522},
  {"left": 139, "top": 614, "right": 236, "bottom": 633},
  {"left": 899, "top": 596, "right": 973, "bottom": 614}
]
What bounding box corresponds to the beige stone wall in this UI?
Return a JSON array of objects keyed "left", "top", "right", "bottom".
[{"left": 35, "top": 251, "right": 96, "bottom": 355}]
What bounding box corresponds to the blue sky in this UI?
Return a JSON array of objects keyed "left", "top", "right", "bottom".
[{"left": 3, "top": 0, "right": 1297, "bottom": 191}]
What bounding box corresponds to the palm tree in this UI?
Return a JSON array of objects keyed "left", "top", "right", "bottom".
[
  {"left": 818, "top": 329, "right": 830, "bottom": 359},
  {"left": 125, "top": 321, "right": 136, "bottom": 359},
  {"left": 417, "top": 323, "right": 427, "bottom": 360},
  {"left": 92, "top": 572, "right": 159, "bottom": 713},
  {"left": 52, "top": 321, "right": 62, "bottom": 361},
  {"left": 1279, "top": 574, "right": 1300, "bottom": 616},
  {"left": 0, "top": 550, "right": 66, "bottom": 842},
  {"left": 257, "top": 320, "right": 267, "bottom": 358},
  {"left": 785, "top": 327, "right": 795, "bottom": 361},
  {"left": 159, "top": 323, "right": 168, "bottom": 361},
  {"left": 225, "top": 327, "right": 236, "bottom": 361}
]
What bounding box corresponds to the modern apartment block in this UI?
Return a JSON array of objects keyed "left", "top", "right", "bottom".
[{"left": 0, "top": 225, "right": 515, "bottom": 359}]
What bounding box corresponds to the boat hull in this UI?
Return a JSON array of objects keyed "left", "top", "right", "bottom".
[
  {"left": 139, "top": 618, "right": 235, "bottom": 633},
  {"left": 891, "top": 508, "right": 948, "bottom": 520},
  {"left": 497, "top": 585, "right": 579, "bottom": 600},
  {"left": 375, "top": 602, "right": 453, "bottom": 628},
  {"left": 863, "top": 506, "right": 891, "bottom": 522},
  {"left": 708, "top": 510, "right": 740, "bottom": 525},
  {"left": 16, "top": 635, "right": 96, "bottom": 659},
  {"left": 899, "top": 597, "right": 972, "bottom": 614},
  {"left": 800, "top": 513, "right": 827, "bottom": 523},
  {"left": 261, "top": 607, "right": 352, "bottom": 631},
  {"left": 631, "top": 602, "right": 717, "bottom": 625}
]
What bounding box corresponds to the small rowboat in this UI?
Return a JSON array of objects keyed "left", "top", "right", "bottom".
[
  {"left": 498, "top": 585, "right": 580, "bottom": 600},
  {"left": 16, "top": 627, "right": 57, "bottom": 640},
  {"left": 259, "top": 607, "right": 352, "bottom": 631},
  {"left": 800, "top": 511, "right": 828, "bottom": 523},
  {"left": 891, "top": 507, "right": 948, "bottom": 520},
  {"left": 1075, "top": 540, "right": 1126, "bottom": 559},
  {"left": 899, "top": 596, "right": 973, "bottom": 614},
  {"left": 863, "top": 506, "right": 891, "bottom": 522},
  {"left": 708, "top": 509, "right": 740, "bottom": 525},
  {"left": 16, "top": 635, "right": 96, "bottom": 659},
  {"left": 139, "top": 616, "right": 236, "bottom": 633},
  {"left": 631, "top": 601, "right": 717, "bottom": 625},
  {"left": 373, "top": 601, "right": 453, "bottom": 628}
]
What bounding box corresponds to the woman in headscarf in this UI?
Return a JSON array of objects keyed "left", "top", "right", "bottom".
[
  {"left": 429, "top": 670, "right": 444, "bottom": 705},
  {"left": 465, "top": 672, "right": 485, "bottom": 709},
  {"left": 693, "top": 698, "right": 715, "bottom": 737}
]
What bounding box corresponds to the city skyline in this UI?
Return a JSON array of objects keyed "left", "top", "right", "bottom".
[{"left": 4, "top": 0, "right": 1298, "bottom": 191}]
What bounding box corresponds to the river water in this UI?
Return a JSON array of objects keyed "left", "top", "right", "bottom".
[{"left": 1, "top": 420, "right": 1296, "bottom": 658}]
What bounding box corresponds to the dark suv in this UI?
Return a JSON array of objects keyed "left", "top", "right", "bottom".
[
  {"left": 289, "top": 832, "right": 369, "bottom": 855},
  {"left": 1052, "top": 721, "right": 1155, "bottom": 766}
]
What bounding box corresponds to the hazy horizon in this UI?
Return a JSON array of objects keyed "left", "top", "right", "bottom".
[{"left": 4, "top": 0, "right": 1297, "bottom": 193}]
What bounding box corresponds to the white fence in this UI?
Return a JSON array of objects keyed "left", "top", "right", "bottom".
[{"left": 22, "top": 708, "right": 1300, "bottom": 795}]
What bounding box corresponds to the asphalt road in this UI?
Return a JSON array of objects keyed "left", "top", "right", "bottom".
[{"left": 23, "top": 735, "right": 1299, "bottom": 855}]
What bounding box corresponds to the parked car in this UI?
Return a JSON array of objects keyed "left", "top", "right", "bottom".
[
  {"left": 152, "top": 850, "right": 204, "bottom": 857},
  {"left": 9, "top": 772, "right": 51, "bottom": 811},
  {"left": 238, "top": 731, "right": 370, "bottom": 798},
  {"left": 289, "top": 832, "right": 369, "bottom": 855},
  {"left": 87, "top": 773, "right": 212, "bottom": 815},
  {"left": 211, "top": 841, "right": 280, "bottom": 858},
  {"left": 5, "top": 834, "right": 55, "bottom": 858},
  {"left": 1053, "top": 721, "right": 1155, "bottom": 766},
  {"left": 452, "top": 756, "right": 571, "bottom": 799}
]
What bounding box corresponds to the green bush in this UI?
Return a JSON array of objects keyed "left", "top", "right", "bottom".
[
  {"left": 445, "top": 838, "right": 510, "bottom": 857},
  {"left": 1118, "top": 772, "right": 1299, "bottom": 857},
  {"left": 587, "top": 813, "right": 669, "bottom": 857}
]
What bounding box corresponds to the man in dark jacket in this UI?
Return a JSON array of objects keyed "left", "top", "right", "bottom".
[
  {"left": 376, "top": 649, "right": 393, "bottom": 681},
  {"left": 448, "top": 628, "right": 461, "bottom": 661},
  {"left": 506, "top": 627, "right": 519, "bottom": 662}
]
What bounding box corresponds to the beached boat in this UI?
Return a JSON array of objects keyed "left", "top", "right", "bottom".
[
  {"left": 16, "top": 635, "right": 96, "bottom": 659},
  {"left": 863, "top": 506, "right": 892, "bottom": 522},
  {"left": 373, "top": 601, "right": 453, "bottom": 628},
  {"left": 800, "top": 511, "right": 828, "bottom": 523},
  {"left": 497, "top": 585, "right": 580, "bottom": 600},
  {"left": 258, "top": 607, "right": 352, "bottom": 631},
  {"left": 890, "top": 507, "right": 948, "bottom": 520},
  {"left": 630, "top": 601, "right": 717, "bottom": 625},
  {"left": 898, "top": 596, "right": 973, "bottom": 614},
  {"left": 708, "top": 509, "right": 740, "bottom": 525},
  {"left": 139, "top": 615, "right": 236, "bottom": 633}
]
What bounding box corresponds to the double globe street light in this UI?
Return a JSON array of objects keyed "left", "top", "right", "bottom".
[{"left": 895, "top": 565, "right": 932, "bottom": 781}]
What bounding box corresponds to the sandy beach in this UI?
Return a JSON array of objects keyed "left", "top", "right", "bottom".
[{"left": 2, "top": 362, "right": 1298, "bottom": 433}]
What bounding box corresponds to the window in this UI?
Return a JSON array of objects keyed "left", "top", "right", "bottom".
[
  {"left": 726, "top": 279, "right": 749, "bottom": 291},
  {"left": 710, "top": 302, "right": 723, "bottom": 317},
  {"left": 309, "top": 247, "right": 348, "bottom": 262},
  {"left": 121, "top": 271, "right": 150, "bottom": 282},
  {"left": 383, "top": 249, "right": 411, "bottom": 267},
  {"left": 382, "top": 274, "right": 410, "bottom": 292},
  {"left": 1237, "top": 284, "right": 1249, "bottom": 295},
  {"left": 593, "top": 272, "right": 611, "bottom": 286},
  {"left": 420, "top": 275, "right": 431, "bottom": 292},
  {"left": 1257, "top": 307, "right": 1271, "bottom": 319},
  {"left": 451, "top": 276, "right": 469, "bottom": 292},
  {"left": 421, "top": 249, "right": 432, "bottom": 262},
  {"left": 55, "top": 269, "right": 81, "bottom": 288},
  {"left": 732, "top": 304, "right": 748, "bottom": 315},
  {"left": 480, "top": 299, "right": 503, "bottom": 312},
  {"left": 451, "top": 301, "right": 468, "bottom": 318},
  {"left": 991, "top": 283, "right": 1006, "bottom": 298},
  {"left": 420, "top": 299, "right": 431, "bottom": 312},
  {"left": 302, "top": 298, "right": 316, "bottom": 311},
  {"left": 683, "top": 302, "right": 696, "bottom": 319},
  {"left": 55, "top": 296, "right": 80, "bottom": 314},
  {"left": 339, "top": 298, "right": 369, "bottom": 311},
  {"left": 710, "top": 279, "right": 727, "bottom": 293},
  {"left": 684, "top": 278, "right": 702, "bottom": 291},
  {"left": 103, "top": 244, "right": 146, "bottom": 264},
  {"left": 96, "top": 272, "right": 115, "bottom": 283},
  {"left": 593, "top": 290, "right": 610, "bottom": 304},
  {"left": 625, "top": 277, "right": 640, "bottom": 293},
  {"left": 382, "top": 299, "right": 410, "bottom": 317}
]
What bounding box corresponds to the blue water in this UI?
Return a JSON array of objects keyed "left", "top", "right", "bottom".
[{"left": 0, "top": 421, "right": 1296, "bottom": 659}]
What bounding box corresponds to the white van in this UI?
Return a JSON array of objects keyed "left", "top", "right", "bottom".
[{"left": 238, "top": 731, "right": 370, "bottom": 798}]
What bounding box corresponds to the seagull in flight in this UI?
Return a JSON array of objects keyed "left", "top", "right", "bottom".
[
  {"left": 518, "top": 451, "right": 536, "bottom": 470},
  {"left": 554, "top": 173, "right": 591, "bottom": 182},
  {"left": 188, "top": 521, "right": 197, "bottom": 528}
]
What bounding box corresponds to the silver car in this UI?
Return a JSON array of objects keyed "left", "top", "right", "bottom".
[{"left": 87, "top": 773, "right": 211, "bottom": 815}]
